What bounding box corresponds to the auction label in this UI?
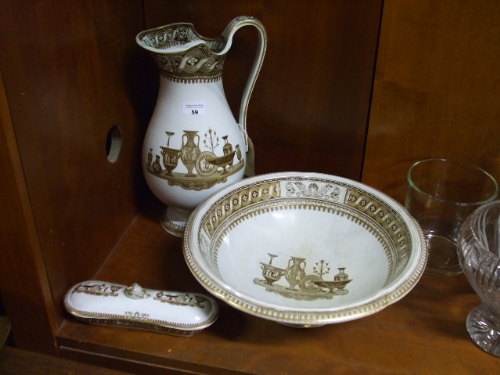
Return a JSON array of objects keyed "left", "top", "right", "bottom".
[{"left": 183, "top": 101, "right": 206, "bottom": 115}]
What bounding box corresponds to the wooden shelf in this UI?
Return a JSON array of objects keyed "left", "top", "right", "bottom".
[
  {"left": 56, "top": 202, "right": 500, "bottom": 374},
  {"left": 0, "top": 346, "right": 131, "bottom": 375}
]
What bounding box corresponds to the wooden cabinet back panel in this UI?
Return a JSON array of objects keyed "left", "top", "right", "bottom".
[
  {"left": 363, "top": 0, "right": 500, "bottom": 202},
  {"left": 0, "top": 0, "right": 150, "bottom": 330}
]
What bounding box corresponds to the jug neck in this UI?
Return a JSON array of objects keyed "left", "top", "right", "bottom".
[
  {"left": 151, "top": 49, "right": 225, "bottom": 83},
  {"left": 137, "top": 23, "right": 227, "bottom": 83},
  {"left": 153, "top": 51, "right": 225, "bottom": 83}
]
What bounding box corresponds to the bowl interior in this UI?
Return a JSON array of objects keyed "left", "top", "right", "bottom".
[
  {"left": 213, "top": 200, "right": 398, "bottom": 309},
  {"left": 184, "top": 173, "right": 426, "bottom": 324}
]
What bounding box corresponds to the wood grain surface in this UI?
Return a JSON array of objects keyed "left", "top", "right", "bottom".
[
  {"left": 0, "top": 69, "right": 59, "bottom": 355},
  {"left": 0, "top": 346, "right": 133, "bottom": 375},
  {"left": 0, "top": 0, "right": 149, "bottom": 340},
  {"left": 363, "top": 0, "right": 500, "bottom": 203}
]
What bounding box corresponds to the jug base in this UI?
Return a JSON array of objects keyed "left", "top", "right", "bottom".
[{"left": 160, "top": 207, "right": 191, "bottom": 238}]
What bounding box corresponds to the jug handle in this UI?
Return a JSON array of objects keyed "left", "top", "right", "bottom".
[{"left": 221, "top": 16, "right": 267, "bottom": 152}]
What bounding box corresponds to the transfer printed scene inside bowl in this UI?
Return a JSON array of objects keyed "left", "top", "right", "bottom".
[{"left": 183, "top": 172, "right": 427, "bottom": 327}]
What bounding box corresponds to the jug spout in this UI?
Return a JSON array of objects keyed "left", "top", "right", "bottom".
[
  {"left": 136, "top": 22, "right": 226, "bottom": 55},
  {"left": 136, "top": 22, "right": 227, "bottom": 82}
]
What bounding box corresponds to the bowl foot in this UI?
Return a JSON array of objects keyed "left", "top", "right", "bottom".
[{"left": 466, "top": 305, "right": 500, "bottom": 357}]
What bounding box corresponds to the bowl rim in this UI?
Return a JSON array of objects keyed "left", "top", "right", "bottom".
[{"left": 183, "top": 171, "right": 428, "bottom": 325}]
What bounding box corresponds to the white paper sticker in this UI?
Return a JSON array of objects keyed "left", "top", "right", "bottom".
[{"left": 183, "top": 101, "right": 206, "bottom": 115}]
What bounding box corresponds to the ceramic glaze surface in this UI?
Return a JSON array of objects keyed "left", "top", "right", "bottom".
[
  {"left": 64, "top": 281, "right": 219, "bottom": 336},
  {"left": 136, "top": 16, "right": 267, "bottom": 237},
  {"left": 142, "top": 82, "right": 245, "bottom": 205},
  {"left": 183, "top": 172, "right": 428, "bottom": 326},
  {"left": 215, "top": 201, "right": 391, "bottom": 308}
]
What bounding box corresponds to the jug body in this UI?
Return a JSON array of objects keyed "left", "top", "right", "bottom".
[
  {"left": 143, "top": 78, "right": 246, "bottom": 229},
  {"left": 137, "top": 16, "right": 267, "bottom": 237}
]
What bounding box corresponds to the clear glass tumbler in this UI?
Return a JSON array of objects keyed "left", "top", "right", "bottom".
[
  {"left": 406, "top": 159, "right": 498, "bottom": 276},
  {"left": 458, "top": 200, "right": 500, "bottom": 357}
]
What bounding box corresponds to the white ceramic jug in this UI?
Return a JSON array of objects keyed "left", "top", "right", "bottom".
[{"left": 136, "top": 16, "right": 267, "bottom": 237}]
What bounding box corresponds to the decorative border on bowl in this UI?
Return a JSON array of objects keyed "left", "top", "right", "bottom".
[
  {"left": 201, "top": 180, "right": 281, "bottom": 237},
  {"left": 200, "top": 177, "right": 411, "bottom": 269},
  {"left": 345, "top": 188, "right": 411, "bottom": 275}
]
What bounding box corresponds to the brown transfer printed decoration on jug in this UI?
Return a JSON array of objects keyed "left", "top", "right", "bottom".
[{"left": 136, "top": 16, "right": 267, "bottom": 237}]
